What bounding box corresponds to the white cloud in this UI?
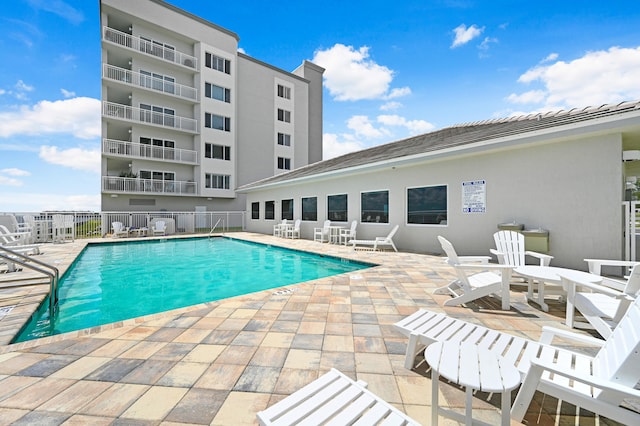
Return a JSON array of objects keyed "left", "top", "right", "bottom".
[
  {"left": 451, "top": 24, "right": 484, "bottom": 48},
  {"left": 380, "top": 101, "right": 402, "bottom": 111},
  {"left": 15, "top": 80, "right": 34, "bottom": 92},
  {"left": 0, "top": 89, "right": 5, "bottom": 96},
  {"left": 0, "top": 97, "right": 100, "bottom": 139},
  {"left": 0, "top": 176, "right": 24, "bottom": 186},
  {"left": 507, "top": 46, "right": 640, "bottom": 109},
  {"left": 377, "top": 115, "right": 435, "bottom": 134},
  {"left": 478, "top": 37, "right": 498, "bottom": 53},
  {"left": 541, "top": 53, "right": 559, "bottom": 63},
  {"left": 60, "top": 88, "right": 76, "bottom": 98},
  {"left": 26, "top": 0, "right": 84, "bottom": 25},
  {"left": 39, "top": 145, "right": 101, "bottom": 172},
  {"left": 347, "top": 115, "right": 386, "bottom": 139},
  {"left": 312, "top": 43, "right": 408, "bottom": 101},
  {"left": 386, "top": 87, "right": 411, "bottom": 99},
  {"left": 1, "top": 168, "right": 30, "bottom": 176},
  {"left": 323, "top": 133, "right": 366, "bottom": 160}
]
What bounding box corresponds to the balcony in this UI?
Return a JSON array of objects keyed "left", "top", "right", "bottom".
[
  {"left": 102, "top": 176, "right": 197, "bottom": 195},
  {"left": 103, "top": 27, "right": 198, "bottom": 69},
  {"left": 102, "top": 101, "right": 198, "bottom": 133},
  {"left": 103, "top": 64, "right": 198, "bottom": 102},
  {"left": 102, "top": 138, "right": 198, "bottom": 164}
]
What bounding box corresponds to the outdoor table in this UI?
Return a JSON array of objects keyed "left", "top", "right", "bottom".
[
  {"left": 425, "top": 341, "right": 520, "bottom": 426},
  {"left": 514, "top": 265, "right": 603, "bottom": 312},
  {"left": 327, "top": 225, "right": 344, "bottom": 244}
]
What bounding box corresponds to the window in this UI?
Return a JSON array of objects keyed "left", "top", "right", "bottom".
[
  {"left": 205, "top": 113, "right": 231, "bottom": 131},
  {"left": 302, "top": 197, "right": 317, "bottom": 221},
  {"left": 140, "top": 69, "right": 175, "bottom": 94},
  {"left": 205, "top": 174, "right": 230, "bottom": 189},
  {"left": 139, "top": 103, "right": 174, "bottom": 127},
  {"left": 277, "top": 133, "right": 291, "bottom": 146},
  {"left": 205, "top": 143, "right": 231, "bottom": 160},
  {"left": 140, "top": 37, "right": 174, "bottom": 61},
  {"left": 361, "top": 190, "right": 389, "bottom": 223},
  {"left": 251, "top": 202, "right": 260, "bottom": 220},
  {"left": 277, "top": 108, "right": 291, "bottom": 123},
  {"left": 205, "top": 52, "right": 231, "bottom": 74},
  {"left": 277, "top": 84, "right": 291, "bottom": 99},
  {"left": 407, "top": 185, "right": 448, "bottom": 225},
  {"left": 281, "top": 199, "right": 293, "bottom": 220},
  {"left": 265, "top": 201, "right": 275, "bottom": 220},
  {"left": 277, "top": 157, "right": 291, "bottom": 170},
  {"left": 139, "top": 170, "right": 175, "bottom": 192},
  {"left": 327, "top": 194, "right": 347, "bottom": 222},
  {"left": 205, "top": 83, "right": 231, "bottom": 103},
  {"left": 139, "top": 137, "right": 175, "bottom": 159}
]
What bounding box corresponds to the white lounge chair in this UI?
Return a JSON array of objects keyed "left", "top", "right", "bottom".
[
  {"left": 394, "top": 298, "right": 640, "bottom": 425},
  {"left": 313, "top": 220, "right": 330, "bottom": 243},
  {"left": 152, "top": 220, "right": 166, "bottom": 236},
  {"left": 564, "top": 261, "right": 640, "bottom": 339},
  {"left": 256, "top": 368, "right": 420, "bottom": 425},
  {"left": 111, "top": 221, "right": 129, "bottom": 238},
  {"left": 339, "top": 220, "right": 357, "bottom": 245},
  {"left": 433, "top": 236, "right": 513, "bottom": 309},
  {"left": 349, "top": 224, "right": 399, "bottom": 251},
  {"left": 284, "top": 219, "right": 301, "bottom": 239},
  {"left": 491, "top": 230, "right": 553, "bottom": 267},
  {"left": 0, "top": 225, "right": 40, "bottom": 254}
]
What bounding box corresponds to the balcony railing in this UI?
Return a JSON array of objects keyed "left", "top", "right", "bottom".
[
  {"left": 102, "top": 101, "right": 198, "bottom": 133},
  {"left": 103, "top": 64, "right": 198, "bottom": 101},
  {"left": 103, "top": 27, "right": 198, "bottom": 69},
  {"left": 102, "top": 176, "right": 197, "bottom": 195},
  {"left": 102, "top": 138, "right": 198, "bottom": 164}
]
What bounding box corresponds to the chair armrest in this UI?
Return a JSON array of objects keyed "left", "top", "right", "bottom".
[
  {"left": 530, "top": 356, "right": 640, "bottom": 399},
  {"left": 538, "top": 326, "right": 605, "bottom": 347},
  {"left": 568, "top": 279, "right": 626, "bottom": 297},
  {"left": 584, "top": 259, "right": 640, "bottom": 275},
  {"left": 458, "top": 255, "right": 491, "bottom": 264},
  {"left": 524, "top": 251, "right": 554, "bottom": 266},
  {"left": 457, "top": 263, "right": 513, "bottom": 271}
]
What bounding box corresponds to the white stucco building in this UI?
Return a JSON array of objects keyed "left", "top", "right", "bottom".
[
  {"left": 100, "top": 0, "right": 324, "bottom": 212},
  {"left": 239, "top": 102, "right": 640, "bottom": 268}
]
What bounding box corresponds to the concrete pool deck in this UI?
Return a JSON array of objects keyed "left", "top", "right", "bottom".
[{"left": 0, "top": 232, "right": 624, "bottom": 425}]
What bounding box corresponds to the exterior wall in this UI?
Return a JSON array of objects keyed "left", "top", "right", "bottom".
[
  {"left": 100, "top": 0, "right": 322, "bottom": 213},
  {"left": 244, "top": 133, "right": 624, "bottom": 269}
]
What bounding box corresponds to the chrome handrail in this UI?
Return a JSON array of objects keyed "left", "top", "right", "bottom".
[
  {"left": 0, "top": 246, "right": 60, "bottom": 315},
  {"left": 209, "top": 218, "right": 223, "bottom": 237}
]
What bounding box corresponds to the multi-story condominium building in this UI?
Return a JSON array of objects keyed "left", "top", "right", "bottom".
[{"left": 100, "top": 0, "right": 324, "bottom": 213}]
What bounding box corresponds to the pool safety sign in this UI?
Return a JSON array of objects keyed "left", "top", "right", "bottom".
[{"left": 462, "top": 180, "right": 486, "bottom": 213}]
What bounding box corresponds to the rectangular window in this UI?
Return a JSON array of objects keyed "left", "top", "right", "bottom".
[
  {"left": 205, "top": 174, "right": 230, "bottom": 189},
  {"left": 265, "top": 201, "right": 275, "bottom": 220},
  {"left": 204, "top": 143, "right": 231, "bottom": 160},
  {"left": 205, "top": 52, "right": 231, "bottom": 74},
  {"left": 281, "top": 199, "right": 293, "bottom": 220},
  {"left": 251, "top": 202, "right": 260, "bottom": 220},
  {"left": 277, "top": 108, "right": 291, "bottom": 123},
  {"left": 277, "top": 84, "right": 291, "bottom": 99},
  {"left": 205, "top": 113, "right": 231, "bottom": 131},
  {"left": 302, "top": 197, "right": 317, "bottom": 221},
  {"left": 139, "top": 103, "right": 173, "bottom": 127},
  {"left": 205, "top": 83, "right": 231, "bottom": 103},
  {"left": 361, "top": 190, "right": 389, "bottom": 223},
  {"left": 407, "top": 185, "right": 448, "bottom": 225},
  {"left": 277, "top": 133, "right": 291, "bottom": 146},
  {"left": 327, "top": 194, "right": 347, "bottom": 222},
  {"left": 277, "top": 157, "right": 291, "bottom": 170}
]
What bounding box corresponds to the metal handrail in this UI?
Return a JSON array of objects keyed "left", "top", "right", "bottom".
[
  {"left": 209, "top": 218, "right": 223, "bottom": 237},
  {"left": 0, "top": 246, "right": 60, "bottom": 315}
]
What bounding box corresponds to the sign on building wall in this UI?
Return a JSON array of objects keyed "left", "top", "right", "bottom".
[{"left": 462, "top": 180, "right": 486, "bottom": 213}]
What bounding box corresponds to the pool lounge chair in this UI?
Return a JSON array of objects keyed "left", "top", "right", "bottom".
[
  {"left": 0, "top": 225, "right": 40, "bottom": 254},
  {"left": 394, "top": 296, "right": 640, "bottom": 425},
  {"left": 256, "top": 368, "right": 420, "bottom": 425},
  {"left": 348, "top": 224, "right": 399, "bottom": 251}
]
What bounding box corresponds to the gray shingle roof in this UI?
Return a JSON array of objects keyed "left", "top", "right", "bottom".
[{"left": 238, "top": 100, "right": 640, "bottom": 191}]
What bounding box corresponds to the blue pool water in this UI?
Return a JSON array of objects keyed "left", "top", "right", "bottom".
[{"left": 14, "top": 237, "right": 370, "bottom": 342}]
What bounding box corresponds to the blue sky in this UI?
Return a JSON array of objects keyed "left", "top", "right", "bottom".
[{"left": 2, "top": 0, "right": 640, "bottom": 212}]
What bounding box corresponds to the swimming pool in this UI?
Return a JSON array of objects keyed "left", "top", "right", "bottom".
[{"left": 14, "top": 237, "right": 371, "bottom": 342}]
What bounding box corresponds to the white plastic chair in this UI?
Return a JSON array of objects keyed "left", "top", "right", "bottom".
[
  {"left": 152, "top": 220, "right": 167, "bottom": 236},
  {"left": 433, "top": 236, "right": 513, "bottom": 309},
  {"left": 111, "top": 221, "right": 129, "bottom": 238},
  {"left": 273, "top": 219, "right": 287, "bottom": 237},
  {"left": 313, "top": 220, "right": 330, "bottom": 243},
  {"left": 285, "top": 219, "right": 301, "bottom": 239},
  {"left": 349, "top": 224, "right": 399, "bottom": 251},
  {"left": 491, "top": 230, "right": 553, "bottom": 267},
  {"left": 564, "top": 260, "right": 640, "bottom": 339},
  {"left": 339, "top": 220, "right": 357, "bottom": 245}
]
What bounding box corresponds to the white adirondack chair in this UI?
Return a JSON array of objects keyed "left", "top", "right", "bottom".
[
  {"left": 284, "top": 219, "right": 301, "bottom": 239},
  {"left": 491, "top": 230, "right": 553, "bottom": 267},
  {"left": 256, "top": 368, "right": 420, "bottom": 425},
  {"left": 152, "top": 220, "right": 167, "bottom": 236},
  {"left": 394, "top": 298, "right": 640, "bottom": 425},
  {"left": 563, "top": 261, "right": 640, "bottom": 339},
  {"left": 339, "top": 220, "right": 357, "bottom": 245},
  {"left": 111, "top": 221, "right": 129, "bottom": 238},
  {"left": 433, "top": 236, "right": 513, "bottom": 309},
  {"left": 313, "top": 220, "right": 330, "bottom": 243}
]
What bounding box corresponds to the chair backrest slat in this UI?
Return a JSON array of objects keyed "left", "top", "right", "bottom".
[
  {"left": 494, "top": 230, "right": 526, "bottom": 266},
  {"left": 624, "top": 264, "right": 640, "bottom": 295}
]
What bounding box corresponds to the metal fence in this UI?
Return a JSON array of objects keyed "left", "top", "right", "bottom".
[{"left": 2, "top": 211, "right": 246, "bottom": 242}]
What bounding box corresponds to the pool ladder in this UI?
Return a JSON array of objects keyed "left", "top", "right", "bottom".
[
  {"left": 0, "top": 246, "right": 60, "bottom": 316},
  {"left": 208, "top": 218, "right": 223, "bottom": 237}
]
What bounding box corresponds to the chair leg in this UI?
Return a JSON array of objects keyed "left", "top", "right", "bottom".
[
  {"left": 404, "top": 335, "right": 422, "bottom": 370},
  {"left": 511, "top": 364, "right": 543, "bottom": 421}
]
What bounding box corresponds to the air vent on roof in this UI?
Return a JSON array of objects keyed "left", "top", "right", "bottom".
[{"left": 623, "top": 151, "right": 640, "bottom": 162}]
